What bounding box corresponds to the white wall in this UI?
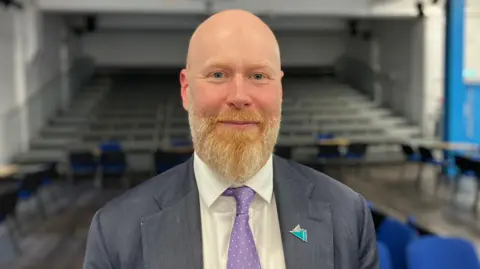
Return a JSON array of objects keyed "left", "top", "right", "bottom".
[
  {"left": 421, "top": 7, "right": 480, "bottom": 137},
  {"left": 38, "top": 0, "right": 423, "bottom": 17},
  {"left": 82, "top": 30, "right": 346, "bottom": 68},
  {"left": 22, "top": 13, "right": 64, "bottom": 144},
  {"left": 0, "top": 11, "right": 16, "bottom": 116},
  {"left": 38, "top": 0, "right": 205, "bottom": 13},
  {"left": 0, "top": 4, "right": 82, "bottom": 164},
  {"left": 371, "top": 19, "right": 425, "bottom": 126},
  {"left": 422, "top": 13, "right": 445, "bottom": 137},
  {"left": 0, "top": 10, "right": 16, "bottom": 165},
  {"left": 370, "top": 0, "right": 418, "bottom": 17},
  {"left": 343, "top": 18, "right": 425, "bottom": 126},
  {"left": 38, "top": 0, "right": 368, "bottom": 16}
]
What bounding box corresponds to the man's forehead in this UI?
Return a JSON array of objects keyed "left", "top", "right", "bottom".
[
  {"left": 189, "top": 34, "right": 280, "bottom": 70},
  {"left": 186, "top": 12, "right": 280, "bottom": 71}
]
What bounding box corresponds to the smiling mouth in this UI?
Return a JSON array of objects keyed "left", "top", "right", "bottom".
[
  {"left": 219, "top": 121, "right": 259, "bottom": 125},
  {"left": 217, "top": 121, "right": 260, "bottom": 129}
]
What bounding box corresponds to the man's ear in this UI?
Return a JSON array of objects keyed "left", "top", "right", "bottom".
[{"left": 180, "top": 69, "right": 189, "bottom": 111}]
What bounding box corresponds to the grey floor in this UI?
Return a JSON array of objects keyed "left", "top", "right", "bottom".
[
  {"left": 2, "top": 164, "right": 480, "bottom": 268},
  {"left": 1, "top": 184, "right": 121, "bottom": 269},
  {"left": 338, "top": 163, "right": 480, "bottom": 252}
]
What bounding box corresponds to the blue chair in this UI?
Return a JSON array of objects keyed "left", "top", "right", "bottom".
[
  {"left": 407, "top": 236, "right": 480, "bottom": 269},
  {"left": 377, "top": 217, "right": 418, "bottom": 269},
  {"left": 345, "top": 143, "right": 368, "bottom": 159},
  {"left": 345, "top": 143, "right": 369, "bottom": 179},
  {"left": 99, "top": 141, "right": 122, "bottom": 152},
  {"left": 401, "top": 144, "right": 421, "bottom": 162},
  {"left": 453, "top": 155, "right": 476, "bottom": 200},
  {"left": 154, "top": 149, "right": 192, "bottom": 174},
  {"left": 417, "top": 146, "right": 447, "bottom": 191},
  {"left": 171, "top": 139, "right": 193, "bottom": 148},
  {"left": 16, "top": 170, "right": 47, "bottom": 220},
  {"left": 275, "top": 145, "right": 292, "bottom": 159},
  {"left": 0, "top": 188, "right": 21, "bottom": 255},
  {"left": 368, "top": 202, "right": 386, "bottom": 230},
  {"left": 316, "top": 133, "right": 338, "bottom": 157},
  {"left": 68, "top": 151, "right": 98, "bottom": 184},
  {"left": 378, "top": 241, "right": 393, "bottom": 269},
  {"left": 98, "top": 142, "right": 128, "bottom": 188},
  {"left": 318, "top": 133, "right": 334, "bottom": 140},
  {"left": 100, "top": 151, "right": 127, "bottom": 175},
  {"left": 398, "top": 144, "right": 421, "bottom": 181},
  {"left": 472, "top": 159, "right": 480, "bottom": 212}
]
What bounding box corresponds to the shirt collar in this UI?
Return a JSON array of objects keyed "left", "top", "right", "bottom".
[{"left": 193, "top": 152, "right": 273, "bottom": 208}]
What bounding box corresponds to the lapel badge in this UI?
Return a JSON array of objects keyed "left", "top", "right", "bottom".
[{"left": 290, "top": 224, "right": 307, "bottom": 242}]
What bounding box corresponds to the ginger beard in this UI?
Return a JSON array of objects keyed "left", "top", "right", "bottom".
[{"left": 187, "top": 90, "right": 281, "bottom": 184}]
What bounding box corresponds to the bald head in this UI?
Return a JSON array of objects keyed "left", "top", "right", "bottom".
[
  {"left": 179, "top": 9, "right": 284, "bottom": 183},
  {"left": 186, "top": 9, "right": 281, "bottom": 72}
]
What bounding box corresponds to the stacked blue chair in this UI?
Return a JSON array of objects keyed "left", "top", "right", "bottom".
[
  {"left": 316, "top": 133, "right": 341, "bottom": 159},
  {"left": 68, "top": 150, "right": 98, "bottom": 184},
  {"left": 398, "top": 144, "right": 421, "bottom": 181},
  {"left": 38, "top": 162, "right": 60, "bottom": 207},
  {"left": 275, "top": 145, "right": 292, "bottom": 159},
  {"left": 417, "top": 146, "right": 447, "bottom": 191},
  {"left": 0, "top": 187, "right": 21, "bottom": 255},
  {"left": 345, "top": 143, "right": 368, "bottom": 159},
  {"left": 99, "top": 141, "right": 122, "bottom": 152},
  {"left": 407, "top": 236, "right": 480, "bottom": 269},
  {"left": 345, "top": 142, "right": 369, "bottom": 179},
  {"left": 98, "top": 141, "right": 128, "bottom": 188},
  {"left": 154, "top": 149, "right": 192, "bottom": 175},
  {"left": 472, "top": 159, "right": 480, "bottom": 211},
  {"left": 377, "top": 217, "right": 418, "bottom": 269},
  {"left": 40, "top": 162, "right": 57, "bottom": 186},
  {"left": 377, "top": 241, "right": 393, "bottom": 269},
  {"left": 453, "top": 155, "right": 475, "bottom": 201},
  {"left": 368, "top": 202, "right": 385, "bottom": 230},
  {"left": 401, "top": 144, "right": 421, "bottom": 162},
  {"left": 171, "top": 139, "right": 193, "bottom": 148},
  {"left": 17, "top": 170, "right": 47, "bottom": 220}
]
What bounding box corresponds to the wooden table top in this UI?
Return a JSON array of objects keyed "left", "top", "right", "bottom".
[
  {"left": 0, "top": 165, "right": 19, "bottom": 178},
  {"left": 315, "top": 138, "right": 480, "bottom": 151},
  {"left": 0, "top": 163, "right": 50, "bottom": 179}
]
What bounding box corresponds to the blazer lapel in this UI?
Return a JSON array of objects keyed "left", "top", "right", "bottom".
[
  {"left": 140, "top": 158, "right": 203, "bottom": 269},
  {"left": 273, "top": 157, "right": 334, "bottom": 269}
]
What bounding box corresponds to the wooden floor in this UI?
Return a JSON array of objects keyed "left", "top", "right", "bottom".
[{"left": 2, "top": 164, "right": 480, "bottom": 268}]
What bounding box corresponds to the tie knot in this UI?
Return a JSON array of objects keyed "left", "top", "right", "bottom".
[{"left": 223, "top": 186, "right": 256, "bottom": 215}]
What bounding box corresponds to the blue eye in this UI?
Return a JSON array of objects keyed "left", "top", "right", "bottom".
[
  {"left": 212, "top": 72, "right": 224, "bottom": 78},
  {"left": 252, "top": 73, "right": 266, "bottom": 80}
]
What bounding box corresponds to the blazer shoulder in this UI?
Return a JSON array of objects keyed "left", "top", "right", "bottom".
[{"left": 96, "top": 161, "right": 191, "bottom": 227}]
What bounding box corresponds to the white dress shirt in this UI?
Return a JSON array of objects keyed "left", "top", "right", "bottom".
[{"left": 193, "top": 152, "right": 286, "bottom": 269}]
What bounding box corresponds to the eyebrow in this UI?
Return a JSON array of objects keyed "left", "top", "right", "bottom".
[
  {"left": 246, "top": 61, "right": 276, "bottom": 73},
  {"left": 202, "top": 59, "right": 276, "bottom": 73},
  {"left": 202, "top": 60, "right": 232, "bottom": 71}
]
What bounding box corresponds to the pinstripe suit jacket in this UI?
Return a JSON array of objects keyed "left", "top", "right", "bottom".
[{"left": 83, "top": 155, "right": 379, "bottom": 269}]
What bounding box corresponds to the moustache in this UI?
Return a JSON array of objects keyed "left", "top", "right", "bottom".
[{"left": 211, "top": 111, "right": 265, "bottom": 124}]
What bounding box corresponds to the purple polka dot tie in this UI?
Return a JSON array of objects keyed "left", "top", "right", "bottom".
[{"left": 223, "top": 186, "right": 262, "bottom": 269}]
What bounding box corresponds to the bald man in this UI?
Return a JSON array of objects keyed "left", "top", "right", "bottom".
[{"left": 83, "top": 10, "right": 379, "bottom": 269}]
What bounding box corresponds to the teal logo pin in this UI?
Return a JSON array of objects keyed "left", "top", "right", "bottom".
[{"left": 290, "top": 224, "right": 307, "bottom": 242}]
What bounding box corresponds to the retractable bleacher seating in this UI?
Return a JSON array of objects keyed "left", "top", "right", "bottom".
[{"left": 12, "top": 70, "right": 422, "bottom": 174}]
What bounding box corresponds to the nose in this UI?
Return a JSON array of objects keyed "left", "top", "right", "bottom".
[{"left": 226, "top": 74, "right": 252, "bottom": 109}]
